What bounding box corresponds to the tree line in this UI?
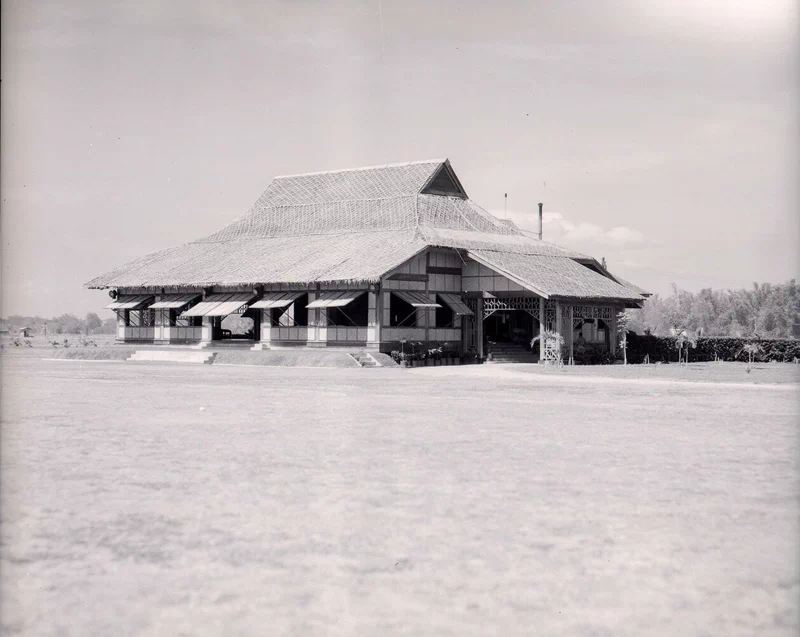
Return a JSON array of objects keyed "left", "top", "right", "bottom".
[
  {"left": 0, "top": 313, "right": 117, "bottom": 336},
  {"left": 628, "top": 279, "right": 799, "bottom": 339}
]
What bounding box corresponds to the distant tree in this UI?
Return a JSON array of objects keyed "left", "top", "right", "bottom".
[
  {"left": 617, "top": 310, "right": 632, "bottom": 365},
  {"left": 84, "top": 312, "right": 103, "bottom": 334},
  {"left": 53, "top": 313, "right": 84, "bottom": 334},
  {"left": 628, "top": 279, "right": 799, "bottom": 339}
]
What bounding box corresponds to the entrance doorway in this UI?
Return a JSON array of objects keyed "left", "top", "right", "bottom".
[
  {"left": 484, "top": 311, "right": 536, "bottom": 345},
  {"left": 220, "top": 308, "right": 261, "bottom": 342}
]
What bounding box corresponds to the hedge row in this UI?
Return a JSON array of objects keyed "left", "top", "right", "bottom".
[{"left": 625, "top": 333, "right": 800, "bottom": 364}]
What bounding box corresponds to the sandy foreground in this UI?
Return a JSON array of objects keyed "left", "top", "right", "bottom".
[{"left": 1, "top": 357, "right": 798, "bottom": 636}]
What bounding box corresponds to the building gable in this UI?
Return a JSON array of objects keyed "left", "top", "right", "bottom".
[{"left": 420, "top": 162, "right": 468, "bottom": 198}]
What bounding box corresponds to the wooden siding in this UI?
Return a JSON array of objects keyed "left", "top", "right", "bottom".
[
  {"left": 122, "top": 327, "right": 154, "bottom": 341},
  {"left": 462, "top": 260, "right": 527, "bottom": 293}
]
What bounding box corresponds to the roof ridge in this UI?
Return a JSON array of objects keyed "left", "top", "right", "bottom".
[
  {"left": 253, "top": 195, "right": 418, "bottom": 208},
  {"left": 195, "top": 227, "right": 415, "bottom": 243},
  {"left": 273, "top": 159, "right": 447, "bottom": 179}
]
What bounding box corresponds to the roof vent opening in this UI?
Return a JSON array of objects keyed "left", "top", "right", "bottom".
[{"left": 421, "top": 164, "right": 467, "bottom": 198}]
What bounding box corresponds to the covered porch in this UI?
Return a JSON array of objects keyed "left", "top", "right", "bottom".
[{"left": 463, "top": 294, "right": 620, "bottom": 363}]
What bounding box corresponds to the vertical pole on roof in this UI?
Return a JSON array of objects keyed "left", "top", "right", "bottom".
[{"left": 538, "top": 203, "right": 544, "bottom": 240}]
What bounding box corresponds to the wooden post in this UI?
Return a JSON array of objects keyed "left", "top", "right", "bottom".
[
  {"left": 305, "top": 291, "right": 316, "bottom": 345},
  {"left": 201, "top": 316, "right": 213, "bottom": 342},
  {"left": 116, "top": 311, "right": 126, "bottom": 343},
  {"left": 609, "top": 307, "right": 618, "bottom": 357},
  {"left": 424, "top": 251, "right": 431, "bottom": 345},
  {"left": 260, "top": 309, "right": 272, "bottom": 348},
  {"left": 367, "top": 287, "right": 381, "bottom": 350},
  {"left": 538, "top": 296, "right": 545, "bottom": 361},
  {"left": 569, "top": 305, "right": 574, "bottom": 360},
  {"left": 555, "top": 300, "right": 562, "bottom": 360},
  {"left": 476, "top": 296, "right": 484, "bottom": 360}
]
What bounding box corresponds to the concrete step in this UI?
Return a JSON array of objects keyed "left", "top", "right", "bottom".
[
  {"left": 350, "top": 353, "right": 381, "bottom": 368},
  {"left": 128, "top": 350, "right": 217, "bottom": 364}
]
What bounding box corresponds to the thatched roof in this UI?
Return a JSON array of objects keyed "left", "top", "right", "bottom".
[{"left": 85, "top": 159, "right": 647, "bottom": 303}]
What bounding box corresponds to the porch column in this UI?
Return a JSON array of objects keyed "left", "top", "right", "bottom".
[
  {"left": 116, "top": 311, "right": 126, "bottom": 342},
  {"left": 555, "top": 300, "right": 562, "bottom": 358},
  {"left": 367, "top": 288, "right": 381, "bottom": 349},
  {"left": 569, "top": 305, "right": 574, "bottom": 360},
  {"left": 155, "top": 306, "right": 167, "bottom": 342},
  {"left": 306, "top": 291, "right": 316, "bottom": 345},
  {"left": 476, "top": 296, "right": 484, "bottom": 359},
  {"left": 610, "top": 307, "right": 618, "bottom": 355},
  {"left": 260, "top": 309, "right": 272, "bottom": 348},
  {"left": 201, "top": 316, "right": 213, "bottom": 342},
  {"left": 538, "top": 296, "right": 545, "bottom": 360},
  {"left": 318, "top": 307, "right": 328, "bottom": 346}
]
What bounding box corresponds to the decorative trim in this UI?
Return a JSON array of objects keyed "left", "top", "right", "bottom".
[{"left": 482, "top": 296, "right": 541, "bottom": 320}]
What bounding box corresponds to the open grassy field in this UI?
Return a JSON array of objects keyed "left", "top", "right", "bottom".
[{"left": 1, "top": 357, "right": 798, "bottom": 636}]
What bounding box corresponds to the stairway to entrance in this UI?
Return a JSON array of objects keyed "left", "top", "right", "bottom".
[
  {"left": 487, "top": 342, "right": 539, "bottom": 364},
  {"left": 194, "top": 340, "right": 259, "bottom": 350},
  {"left": 350, "top": 352, "right": 381, "bottom": 367}
]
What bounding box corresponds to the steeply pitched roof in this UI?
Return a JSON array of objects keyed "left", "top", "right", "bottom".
[
  {"left": 255, "top": 159, "right": 445, "bottom": 206},
  {"left": 467, "top": 250, "right": 645, "bottom": 302},
  {"left": 85, "top": 159, "right": 647, "bottom": 303}
]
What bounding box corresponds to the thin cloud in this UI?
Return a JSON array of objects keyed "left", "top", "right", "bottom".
[{"left": 517, "top": 211, "right": 649, "bottom": 247}]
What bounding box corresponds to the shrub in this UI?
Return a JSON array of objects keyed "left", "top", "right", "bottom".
[
  {"left": 626, "top": 333, "right": 800, "bottom": 363},
  {"left": 573, "top": 342, "right": 616, "bottom": 365}
]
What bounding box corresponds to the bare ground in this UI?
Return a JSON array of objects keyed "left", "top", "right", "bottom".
[{"left": 1, "top": 357, "right": 797, "bottom": 636}]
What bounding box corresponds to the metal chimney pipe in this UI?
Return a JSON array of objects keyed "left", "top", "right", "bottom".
[{"left": 538, "top": 202, "right": 543, "bottom": 240}]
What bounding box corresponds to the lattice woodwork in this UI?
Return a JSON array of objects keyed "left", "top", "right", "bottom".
[
  {"left": 544, "top": 300, "right": 557, "bottom": 331},
  {"left": 572, "top": 305, "right": 614, "bottom": 320},
  {"left": 482, "top": 296, "right": 540, "bottom": 320},
  {"left": 561, "top": 304, "right": 571, "bottom": 325}
]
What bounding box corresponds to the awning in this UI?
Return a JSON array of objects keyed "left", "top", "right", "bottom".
[
  {"left": 438, "top": 293, "right": 474, "bottom": 315},
  {"left": 251, "top": 291, "right": 304, "bottom": 309},
  {"left": 149, "top": 293, "right": 202, "bottom": 309},
  {"left": 392, "top": 290, "right": 441, "bottom": 308},
  {"left": 104, "top": 294, "right": 153, "bottom": 310},
  {"left": 306, "top": 290, "right": 365, "bottom": 308},
  {"left": 181, "top": 293, "right": 256, "bottom": 317}
]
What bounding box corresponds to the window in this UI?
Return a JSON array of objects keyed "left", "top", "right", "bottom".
[
  {"left": 127, "top": 309, "right": 155, "bottom": 327},
  {"left": 328, "top": 292, "right": 368, "bottom": 326},
  {"left": 435, "top": 295, "right": 455, "bottom": 328},
  {"left": 390, "top": 293, "right": 417, "bottom": 327},
  {"left": 272, "top": 293, "right": 309, "bottom": 326}
]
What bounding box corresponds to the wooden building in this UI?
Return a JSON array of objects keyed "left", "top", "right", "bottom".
[{"left": 86, "top": 160, "right": 648, "bottom": 360}]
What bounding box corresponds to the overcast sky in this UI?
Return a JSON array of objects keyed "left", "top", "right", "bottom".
[{"left": 1, "top": 0, "right": 797, "bottom": 317}]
